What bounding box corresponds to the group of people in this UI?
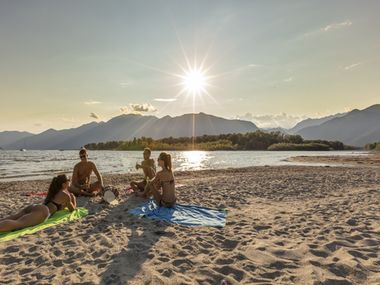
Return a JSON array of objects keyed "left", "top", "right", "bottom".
[{"left": 0, "top": 148, "right": 176, "bottom": 233}]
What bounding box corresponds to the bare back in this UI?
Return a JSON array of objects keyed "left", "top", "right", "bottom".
[{"left": 155, "top": 170, "right": 176, "bottom": 203}]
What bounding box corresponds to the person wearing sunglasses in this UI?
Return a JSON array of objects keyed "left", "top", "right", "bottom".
[{"left": 69, "top": 148, "right": 103, "bottom": 197}]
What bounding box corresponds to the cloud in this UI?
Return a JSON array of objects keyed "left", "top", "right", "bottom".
[
  {"left": 344, "top": 62, "right": 362, "bottom": 71},
  {"left": 283, "top": 77, "right": 293, "bottom": 83},
  {"left": 90, "top": 112, "right": 100, "bottom": 119},
  {"left": 120, "top": 107, "right": 129, "bottom": 113},
  {"left": 120, "top": 103, "right": 157, "bottom": 114},
  {"left": 119, "top": 82, "right": 130, "bottom": 88},
  {"left": 84, "top": 101, "right": 102, "bottom": 105},
  {"left": 130, "top": 103, "right": 157, "bottom": 112},
  {"left": 237, "top": 112, "right": 307, "bottom": 129},
  {"left": 248, "top": 64, "right": 262, "bottom": 68},
  {"left": 322, "top": 20, "right": 352, "bottom": 32},
  {"left": 154, "top": 98, "right": 177, "bottom": 102}
]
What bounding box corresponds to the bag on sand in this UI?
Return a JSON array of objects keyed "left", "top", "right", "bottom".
[{"left": 102, "top": 186, "right": 120, "bottom": 204}]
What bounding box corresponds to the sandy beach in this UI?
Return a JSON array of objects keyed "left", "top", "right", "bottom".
[
  {"left": 287, "top": 153, "right": 380, "bottom": 167},
  {"left": 0, "top": 165, "right": 379, "bottom": 285}
]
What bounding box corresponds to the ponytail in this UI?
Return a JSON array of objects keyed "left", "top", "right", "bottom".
[{"left": 158, "top": 152, "right": 172, "bottom": 172}]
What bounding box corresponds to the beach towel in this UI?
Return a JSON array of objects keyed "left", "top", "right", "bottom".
[
  {"left": 22, "top": 191, "right": 48, "bottom": 197},
  {"left": 129, "top": 200, "right": 226, "bottom": 227},
  {"left": 0, "top": 207, "right": 88, "bottom": 242}
]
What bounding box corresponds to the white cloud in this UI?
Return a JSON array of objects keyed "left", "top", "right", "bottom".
[
  {"left": 90, "top": 113, "right": 100, "bottom": 119},
  {"left": 120, "top": 107, "right": 129, "bottom": 113},
  {"left": 322, "top": 20, "right": 352, "bottom": 32},
  {"left": 130, "top": 103, "right": 157, "bottom": 112},
  {"left": 154, "top": 98, "right": 177, "bottom": 102},
  {"left": 120, "top": 103, "right": 157, "bottom": 113},
  {"left": 344, "top": 62, "right": 361, "bottom": 71},
  {"left": 119, "top": 82, "right": 130, "bottom": 88},
  {"left": 237, "top": 112, "right": 307, "bottom": 129},
  {"left": 283, "top": 77, "right": 293, "bottom": 83},
  {"left": 84, "top": 101, "right": 102, "bottom": 105},
  {"left": 248, "top": 64, "right": 262, "bottom": 68}
]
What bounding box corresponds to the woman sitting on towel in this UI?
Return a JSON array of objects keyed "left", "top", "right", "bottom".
[
  {"left": 0, "top": 174, "right": 76, "bottom": 232},
  {"left": 138, "top": 152, "right": 176, "bottom": 208}
]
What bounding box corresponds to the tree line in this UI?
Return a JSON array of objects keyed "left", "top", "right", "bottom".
[
  {"left": 365, "top": 141, "right": 380, "bottom": 151},
  {"left": 84, "top": 131, "right": 354, "bottom": 151}
]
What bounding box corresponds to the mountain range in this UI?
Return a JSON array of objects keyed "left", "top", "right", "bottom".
[
  {"left": 0, "top": 113, "right": 258, "bottom": 150},
  {"left": 0, "top": 104, "right": 379, "bottom": 149}
]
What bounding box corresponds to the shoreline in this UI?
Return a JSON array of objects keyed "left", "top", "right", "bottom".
[
  {"left": 0, "top": 151, "right": 371, "bottom": 182},
  {"left": 288, "top": 152, "right": 380, "bottom": 167},
  {"left": 1, "top": 166, "right": 379, "bottom": 284}
]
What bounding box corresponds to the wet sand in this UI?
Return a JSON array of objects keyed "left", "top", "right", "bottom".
[{"left": 0, "top": 166, "right": 379, "bottom": 285}]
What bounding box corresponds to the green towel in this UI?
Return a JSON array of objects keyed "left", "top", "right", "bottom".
[{"left": 0, "top": 207, "right": 88, "bottom": 242}]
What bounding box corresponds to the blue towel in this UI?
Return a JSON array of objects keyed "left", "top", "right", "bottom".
[{"left": 129, "top": 200, "right": 226, "bottom": 227}]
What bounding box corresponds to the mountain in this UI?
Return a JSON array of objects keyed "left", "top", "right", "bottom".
[
  {"left": 4, "top": 113, "right": 258, "bottom": 150},
  {"left": 289, "top": 113, "right": 346, "bottom": 134},
  {"left": 262, "top": 127, "right": 289, "bottom": 134},
  {"left": 0, "top": 131, "right": 34, "bottom": 148},
  {"left": 297, "top": 104, "right": 380, "bottom": 146}
]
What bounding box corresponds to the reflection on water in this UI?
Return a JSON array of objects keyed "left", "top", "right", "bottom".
[
  {"left": 181, "top": 151, "right": 208, "bottom": 170},
  {"left": 0, "top": 150, "right": 369, "bottom": 181}
]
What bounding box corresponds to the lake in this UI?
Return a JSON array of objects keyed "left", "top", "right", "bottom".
[{"left": 0, "top": 150, "right": 369, "bottom": 182}]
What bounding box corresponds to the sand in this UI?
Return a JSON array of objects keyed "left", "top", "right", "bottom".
[
  {"left": 0, "top": 166, "right": 379, "bottom": 285},
  {"left": 288, "top": 153, "right": 380, "bottom": 167}
]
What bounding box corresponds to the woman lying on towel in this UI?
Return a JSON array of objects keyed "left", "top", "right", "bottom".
[
  {"left": 0, "top": 174, "right": 76, "bottom": 232},
  {"left": 138, "top": 152, "right": 176, "bottom": 208}
]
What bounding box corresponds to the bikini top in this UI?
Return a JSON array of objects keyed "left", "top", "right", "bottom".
[{"left": 45, "top": 200, "right": 63, "bottom": 211}]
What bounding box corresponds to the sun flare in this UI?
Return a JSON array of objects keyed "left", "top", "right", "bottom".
[{"left": 180, "top": 68, "right": 208, "bottom": 95}]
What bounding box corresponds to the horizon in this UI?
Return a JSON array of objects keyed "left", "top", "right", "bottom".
[
  {"left": 0, "top": 105, "right": 364, "bottom": 135},
  {"left": 1, "top": 1, "right": 380, "bottom": 132}
]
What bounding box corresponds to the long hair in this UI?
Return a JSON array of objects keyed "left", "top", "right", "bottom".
[
  {"left": 158, "top": 152, "right": 172, "bottom": 172},
  {"left": 45, "top": 174, "right": 68, "bottom": 204}
]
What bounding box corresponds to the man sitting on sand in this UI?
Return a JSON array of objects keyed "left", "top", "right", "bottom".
[
  {"left": 130, "top": 148, "right": 156, "bottom": 193},
  {"left": 69, "top": 148, "right": 104, "bottom": 197}
]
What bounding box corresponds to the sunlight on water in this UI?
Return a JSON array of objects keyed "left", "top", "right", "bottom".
[
  {"left": 181, "top": 151, "right": 208, "bottom": 170},
  {"left": 0, "top": 150, "right": 369, "bottom": 181}
]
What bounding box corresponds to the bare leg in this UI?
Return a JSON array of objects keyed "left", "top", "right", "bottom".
[
  {"left": 0, "top": 205, "right": 33, "bottom": 222},
  {"left": 150, "top": 185, "right": 162, "bottom": 205},
  {"left": 89, "top": 181, "right": 102, "bottom": 196},
  {"left": 0, "top": 205, "right": 48, "bottom": 232},
  {"left": 69, "top": 185, "right": 94, "bottom": 197},
  {"left": 137, "top": 182, "right": 152, "bottom": 198}
]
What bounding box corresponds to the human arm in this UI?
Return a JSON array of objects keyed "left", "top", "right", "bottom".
[
  {"left": 64, "top": 192, "right": 77, "bottom": 212},
  {"left": 92, "top": 162, "right": 104, "bottom": 188}
]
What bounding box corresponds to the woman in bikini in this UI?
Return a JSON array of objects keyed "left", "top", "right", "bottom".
[
  {"left": 0, "top": 174, "right": 76, "bottom": 232},
  {"left": 138, "top": 152, "right": 176, "bottom": 208}
]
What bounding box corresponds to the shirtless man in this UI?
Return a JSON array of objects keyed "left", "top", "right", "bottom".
[
  {"left": 130, "top": 148, "right": 156, "bottom": 193},
  {"left": 69, "top": 148, "right": 103, "bottom": 197}
]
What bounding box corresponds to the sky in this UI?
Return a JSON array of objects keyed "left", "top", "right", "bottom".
[{"left": 0, "top": 0, "right": 379, "bottom": 133}]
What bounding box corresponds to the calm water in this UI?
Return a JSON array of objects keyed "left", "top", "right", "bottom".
[{"left": 0, "top": 150, "right": 369, "bottom": 182}]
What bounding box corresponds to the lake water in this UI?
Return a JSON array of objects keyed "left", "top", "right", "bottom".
[{"left": 0, "top": 150, "right": 369, "bottom": 182}]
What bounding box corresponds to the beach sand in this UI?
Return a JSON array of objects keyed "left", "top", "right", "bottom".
[
  {"left": 0, "top": 166, "right": 379, "bottom": 285},
  {"left": 288, "top": 153, "right": 380, "bottom": 167}
]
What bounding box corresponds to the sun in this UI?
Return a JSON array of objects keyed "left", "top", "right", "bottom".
[{"left": 180, "top": 68, "right": 208, "bottom": 95}]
